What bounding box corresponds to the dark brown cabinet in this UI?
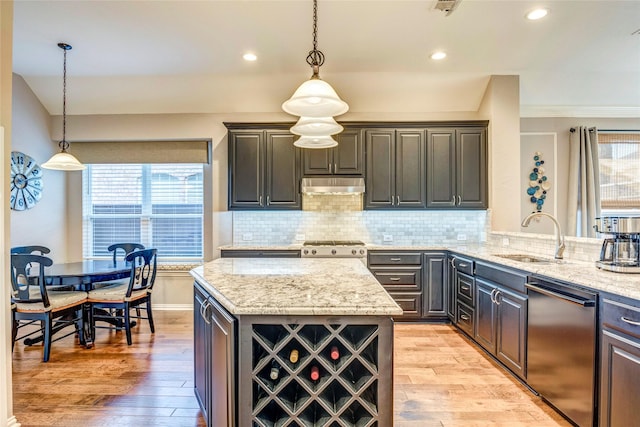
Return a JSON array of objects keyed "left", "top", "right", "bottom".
[
  {"left": 600, "top": 298, "right": 640, "bottom": 427},
  {"left": 426, "top": 127, "right": 487, "bottom": 209},
  {"left": 194, "top": 282, "right": 237, "bottom": 427},
  {"left": 302, "top": 129, "right": 364, "bottom": 176},
  {"left": 228, "top": 129, "right": 300, "bottom": 210},
  {"left": 365, "top": 129, "right": 426, "bottom": 209},
  {"left": 474, "top": 276, "right": 527, "bottom": 380},
  {"left": 422, "top": 252, "right": 447, "bottom": 319}
]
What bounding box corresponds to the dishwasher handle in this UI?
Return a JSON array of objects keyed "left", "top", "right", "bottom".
[{"left": 526, "top": 282, "right": 596, "bottom": 307}]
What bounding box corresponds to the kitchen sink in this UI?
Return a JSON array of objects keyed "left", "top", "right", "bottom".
[{"left": 493, "top": 254, "right": 553, "bottom": 263}]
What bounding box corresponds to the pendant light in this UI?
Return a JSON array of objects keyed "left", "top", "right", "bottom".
[
  {"left": 282, "top": 0, "right": 348, "bottom": 148},
  {"left": 42, "top": 43, "right": 86, "bottom": 171}
]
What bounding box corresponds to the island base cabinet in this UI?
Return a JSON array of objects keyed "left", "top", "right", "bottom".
[
  {"left": 194, "top": 283, "right": 237, "bottom": 427},
  {"left": 238, "top": 315, "right": 394, "bottom": 426}
]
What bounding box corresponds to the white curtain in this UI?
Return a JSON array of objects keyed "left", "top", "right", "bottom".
[{"left": 567, "top": 126, "right": 601, "bottom": 237}]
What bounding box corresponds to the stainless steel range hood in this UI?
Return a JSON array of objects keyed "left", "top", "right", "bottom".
[{"left": 301, "top": 177, "right": 365, "bottom": 194}]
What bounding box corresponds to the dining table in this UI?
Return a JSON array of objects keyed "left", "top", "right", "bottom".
[{"left": 42, "top": 259, "right": 132, "bottom": 348}]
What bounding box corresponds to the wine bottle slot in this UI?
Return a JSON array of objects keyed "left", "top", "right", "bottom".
[
  {"left": 289, "top": 349, "right": 299, "bottom": 364},
  {"left": 330, "top": 346, "right": 340, "bottom": 361},
  {"left": 310, "top": 365, "right": 320, "bottom": 381},
  {"left": 269, "top": 361, "right": 280, "bottom": 380}
]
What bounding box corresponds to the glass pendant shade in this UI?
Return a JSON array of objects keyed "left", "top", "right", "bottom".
[
  {"left": 291, "top": 116, "right": 344, "bottom": 136},
  {"left": 294, "top": 135, "right": 339, "bottom": 149},
  {"left": 282, "top": 78, "right": 349, "bottom": 117},
  {"left": 41, "top": 151, "right": 86, "bottom": 171}
]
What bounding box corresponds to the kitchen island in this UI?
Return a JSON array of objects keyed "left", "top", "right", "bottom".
[{"left": 190, "top": 257, "right": 402, "bottom": 427}]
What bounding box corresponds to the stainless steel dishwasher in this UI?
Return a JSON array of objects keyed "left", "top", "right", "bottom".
[{"left": 526, "top": 276, "right": 598, "bottom": 427}]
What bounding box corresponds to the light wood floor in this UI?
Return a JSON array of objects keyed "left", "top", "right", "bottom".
[{"left": 12, "top": 311, "right": 571, "bottom": 426}]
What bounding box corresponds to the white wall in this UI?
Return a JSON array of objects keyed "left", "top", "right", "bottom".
[{"left": 10, "top": 75, "right": 68, "bottom": 262}]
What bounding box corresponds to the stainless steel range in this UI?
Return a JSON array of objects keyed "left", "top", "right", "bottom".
[{"left": 301, "top": 240, "right": 367, "bottom": 258}]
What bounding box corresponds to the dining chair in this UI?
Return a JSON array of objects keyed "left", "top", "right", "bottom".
[
  {"left": 11, "top": 245, "right": 51, "bottom": 256},
  {"left": 11, "top": 254, "right": 87, "bottom": 362},
  {"left": 88, "top": 248, "right": 157, "bottom": 345},
  {"left": 109, "top": 243, "right": 145, "bottom": 264}
]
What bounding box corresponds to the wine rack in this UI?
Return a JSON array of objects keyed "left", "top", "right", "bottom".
[{"left": 251, "top": 322, "right": 383, "bottom": 427}]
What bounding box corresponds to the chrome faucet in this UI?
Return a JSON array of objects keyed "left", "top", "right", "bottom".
[{"left": 521, "top": 212, "right": 566, "bottom": 259}]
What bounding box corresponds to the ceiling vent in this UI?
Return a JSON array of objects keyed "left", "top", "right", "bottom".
[{"left": 432, "top": 0, "right": 462, "bottom": 16}]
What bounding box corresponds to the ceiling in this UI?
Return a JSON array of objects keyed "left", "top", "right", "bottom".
[{"left": 12, "top": 0, "right": 640, "bottom": 118}]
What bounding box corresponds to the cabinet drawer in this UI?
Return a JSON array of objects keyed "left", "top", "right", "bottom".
[
  {"left": 368, "top": 252, "right": 422, "bottom": 266},
  {"left": 456, "top": 272, "right": 475, "bottom": 307},
  {"left": 602, "top": 298, "right": 640, "bottom": 339},
  {"left": 456, "top": 301, "right": 474, "bottom": 336},
  {"left": 371, "top": 268, "right": 422, "bottom": 292},
  {"left": 453, "top": 256, "right": 474, "bottom": 275},
  {"left": 389, "top": 292, "right": 422, "bottom": 319}
]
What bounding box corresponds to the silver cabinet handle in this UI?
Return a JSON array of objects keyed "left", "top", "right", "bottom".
[
  {"left": 490, "top": 288, "right": 498, "bottom": 304},
  {"left": 391, "top": 195, "right": 395, "bottom": 206},
  {"left": 259, "top": 196, "right": 263, "bottom": 206},
  {"left": 389, "top": 278, "right": 401, "bottom": 282},
  {"left": 459, "top": 262, "right": 468, "bottom": 268},
  {"left": 266, "top": 195, "right": 270, "bottom": 206},
  {"left": 621, "top": 316, "right": 640, "bottom": 326},
  {"left": 460, "top": 314, "right": 470, "bottom": 321},
  {"left": 390, "top": 258, "right": 402, "bottom": 262},
  {"left": 201, "top": 300, "right": 211, "bottom": 325},
  {"left": 329, "top": 163, "right": 332, "bottom": 174},
  {"left": 495, "top": 290, "right": 502, "bottom": 305},
  {"left": 450, "top": 258, "right": 456, "bottom": 268},
  {"left": 334, "top": 163, "right": 337, "bottom": 173},
  {"left": 451, "top": 196, "right": 455, "bottom": 205},
  {"left": 457, "top": 195, "right": 462, "bottom": 205},
  {"left": 461, "top": 285, "right": 470, "bottom": 291}
]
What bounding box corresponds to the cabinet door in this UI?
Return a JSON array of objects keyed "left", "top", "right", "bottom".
[
  {"left": 600, "top": 329, "right": 640, "bottom": 427},
  {"left": 495, "top": 288, "right": 527, "bottom": 379},
  {"left": 302, "top": 148, "right": 332, "bottom": 175},
  {"left": 426, "top": 129, "right": 456, "bottom": 208},
  {"left": 423, "top": 252, "right": 447, "bottom": 318},
  {"left": 457, "top": 128, "right": 487, "bottom": 208},
  {"left": 229, "top": 131, "right": 263, "bottom": 208},
  {"left": 194, "top": 285, "right": 211, "bottom": 423},
  {"left": 334, "top": 129, "right": 364, "bottom": 175},
  {"left": 474, "top": 279, "right": 497, "bottom": 353},
  {"left": 447, "top": 256, "right": 456, "bottom": 321},
  {"left": 265, "top": 131, "right": 300, "bottom": 208},
  {"left": 210, "top": 298, "right": 237, "bottom": 427},
  {"left": 365, "top": 129, "right": 395, "bottom": 208},
  {"left": 396, "top": 129, "right": 426, "bottom": 208}
]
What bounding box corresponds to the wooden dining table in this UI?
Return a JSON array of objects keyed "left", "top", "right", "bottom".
[{"left": 43, "top": 259, "right": 132, "bottom": 348}]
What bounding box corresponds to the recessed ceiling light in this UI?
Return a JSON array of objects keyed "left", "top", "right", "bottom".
[
  {"left": 526, "top": 8, "right": 549, "bottom": 20},
  {"left": 431, "top": 51, "right": 447, "bottom": 60},
  {"left": 243, "top": 53, "right": 257, "bottom": 61}
]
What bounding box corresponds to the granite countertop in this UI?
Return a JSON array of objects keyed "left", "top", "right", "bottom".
[
  {"left": 190, "top": 258, "right": 403, "bottom": 316},
  {"left": 219, "top": 243, "right": 640, "bottom": 301}
]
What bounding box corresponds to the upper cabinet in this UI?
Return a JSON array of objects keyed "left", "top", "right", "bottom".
[
  {"left": 228, "top": 129, "right": 301, "bottom": 210},
  {"left": 365, "top": 128, "right": 426, "bottom": 209},
  {"left": 426, "top": 127, "right": 487, "bottom": 209},
  {"left": 302, "top": 129, "right": 364, "bottom": 176}
]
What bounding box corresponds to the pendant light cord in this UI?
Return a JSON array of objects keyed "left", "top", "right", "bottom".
[
  {"left": 306, "top": 0, "right": 325, "bottom": 76},
  {"left": 58, "top": 43, "right": 72, "bottom": 152}
]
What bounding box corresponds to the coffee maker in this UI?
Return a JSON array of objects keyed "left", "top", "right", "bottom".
[{"left": 595, "top": 217, "right": 640, "bottom": 273}]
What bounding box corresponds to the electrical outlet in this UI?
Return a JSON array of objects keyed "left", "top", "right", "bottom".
[
  {"left": 502, "top": 237, "right": 510, "bottom": 246},
  {"left": 242, "top": 233, "right": 253, "bottom": 241},
  {"left": 457, "top": 233, "right": 467, "bottom": 241},
  {"left": 295, "top": 234, "right": 306, "bottom": 241},
  {"left": 383, "top": 234, "right": 393, "bottom": 242}
]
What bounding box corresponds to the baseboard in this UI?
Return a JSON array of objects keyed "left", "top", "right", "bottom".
[
  {"left": 154, "top": 304, "right": 193, "bottom": 311},
  {"left": 7, "top": 416, "right": 20, "bottom": 427}
]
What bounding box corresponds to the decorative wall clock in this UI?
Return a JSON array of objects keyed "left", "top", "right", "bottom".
[{"left": 10, "top": 151, "right": 44, "bottom": 211}]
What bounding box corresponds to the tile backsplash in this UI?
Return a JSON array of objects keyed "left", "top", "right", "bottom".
[{"left": 232, "top": 204, "right": 488, "bottom": 245}]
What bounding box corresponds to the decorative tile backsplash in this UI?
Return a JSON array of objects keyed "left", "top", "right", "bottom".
[
  {"left": 487, "top": 231, "right": 603, "bottom": 263},
  {"left": 232, "top": 201, "right": 488, "bottom": 245}
]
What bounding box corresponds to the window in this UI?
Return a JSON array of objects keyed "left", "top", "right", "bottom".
[
  {"left": 598, "top": 132, "right": 640, "bottom": 213},
  {"left": 83, "top": 164, "right": 204, "bottom": 261}
]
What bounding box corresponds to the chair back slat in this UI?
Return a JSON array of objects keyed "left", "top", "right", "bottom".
[
  {"left": 125, "top": 249, "right": 157, "bottom": 297},
  {"left": 108, "top": 243, "right": 145, "bottom": 264},
  {"left": 11, "top": 245, "right": 51, "bottom": 255},
  {"left": 10, "top": 254, "right": 54, "bottom": 307}
]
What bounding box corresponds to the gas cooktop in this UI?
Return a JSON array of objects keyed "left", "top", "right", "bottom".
[{"left": 303, "top": 240, "right": 365, "bottom": 246}]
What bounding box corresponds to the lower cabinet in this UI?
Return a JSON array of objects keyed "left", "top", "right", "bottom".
[
  {"left": 474, "top": 277, "right": 527, "bottom": 380},
  {"left": 600, "top": 297, "right": 640, "bottom": 427},
  {"left": 194, "top": 283, "right": 237, "bottom": 427},
  {"left": 422, "top": 252, "right": 447, "bottom": 319}
]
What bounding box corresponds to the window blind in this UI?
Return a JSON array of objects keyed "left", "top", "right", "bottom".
[
  {"left": 598, "top": 132, "right": 640, "bottom": 209},
  {"left": 82, "top": 164, "right": 204, "bottom": 261}
]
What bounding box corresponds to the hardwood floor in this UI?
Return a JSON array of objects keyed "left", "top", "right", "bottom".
[{"left": 12, "top": 312, "right": 571, "bottom": 426}]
